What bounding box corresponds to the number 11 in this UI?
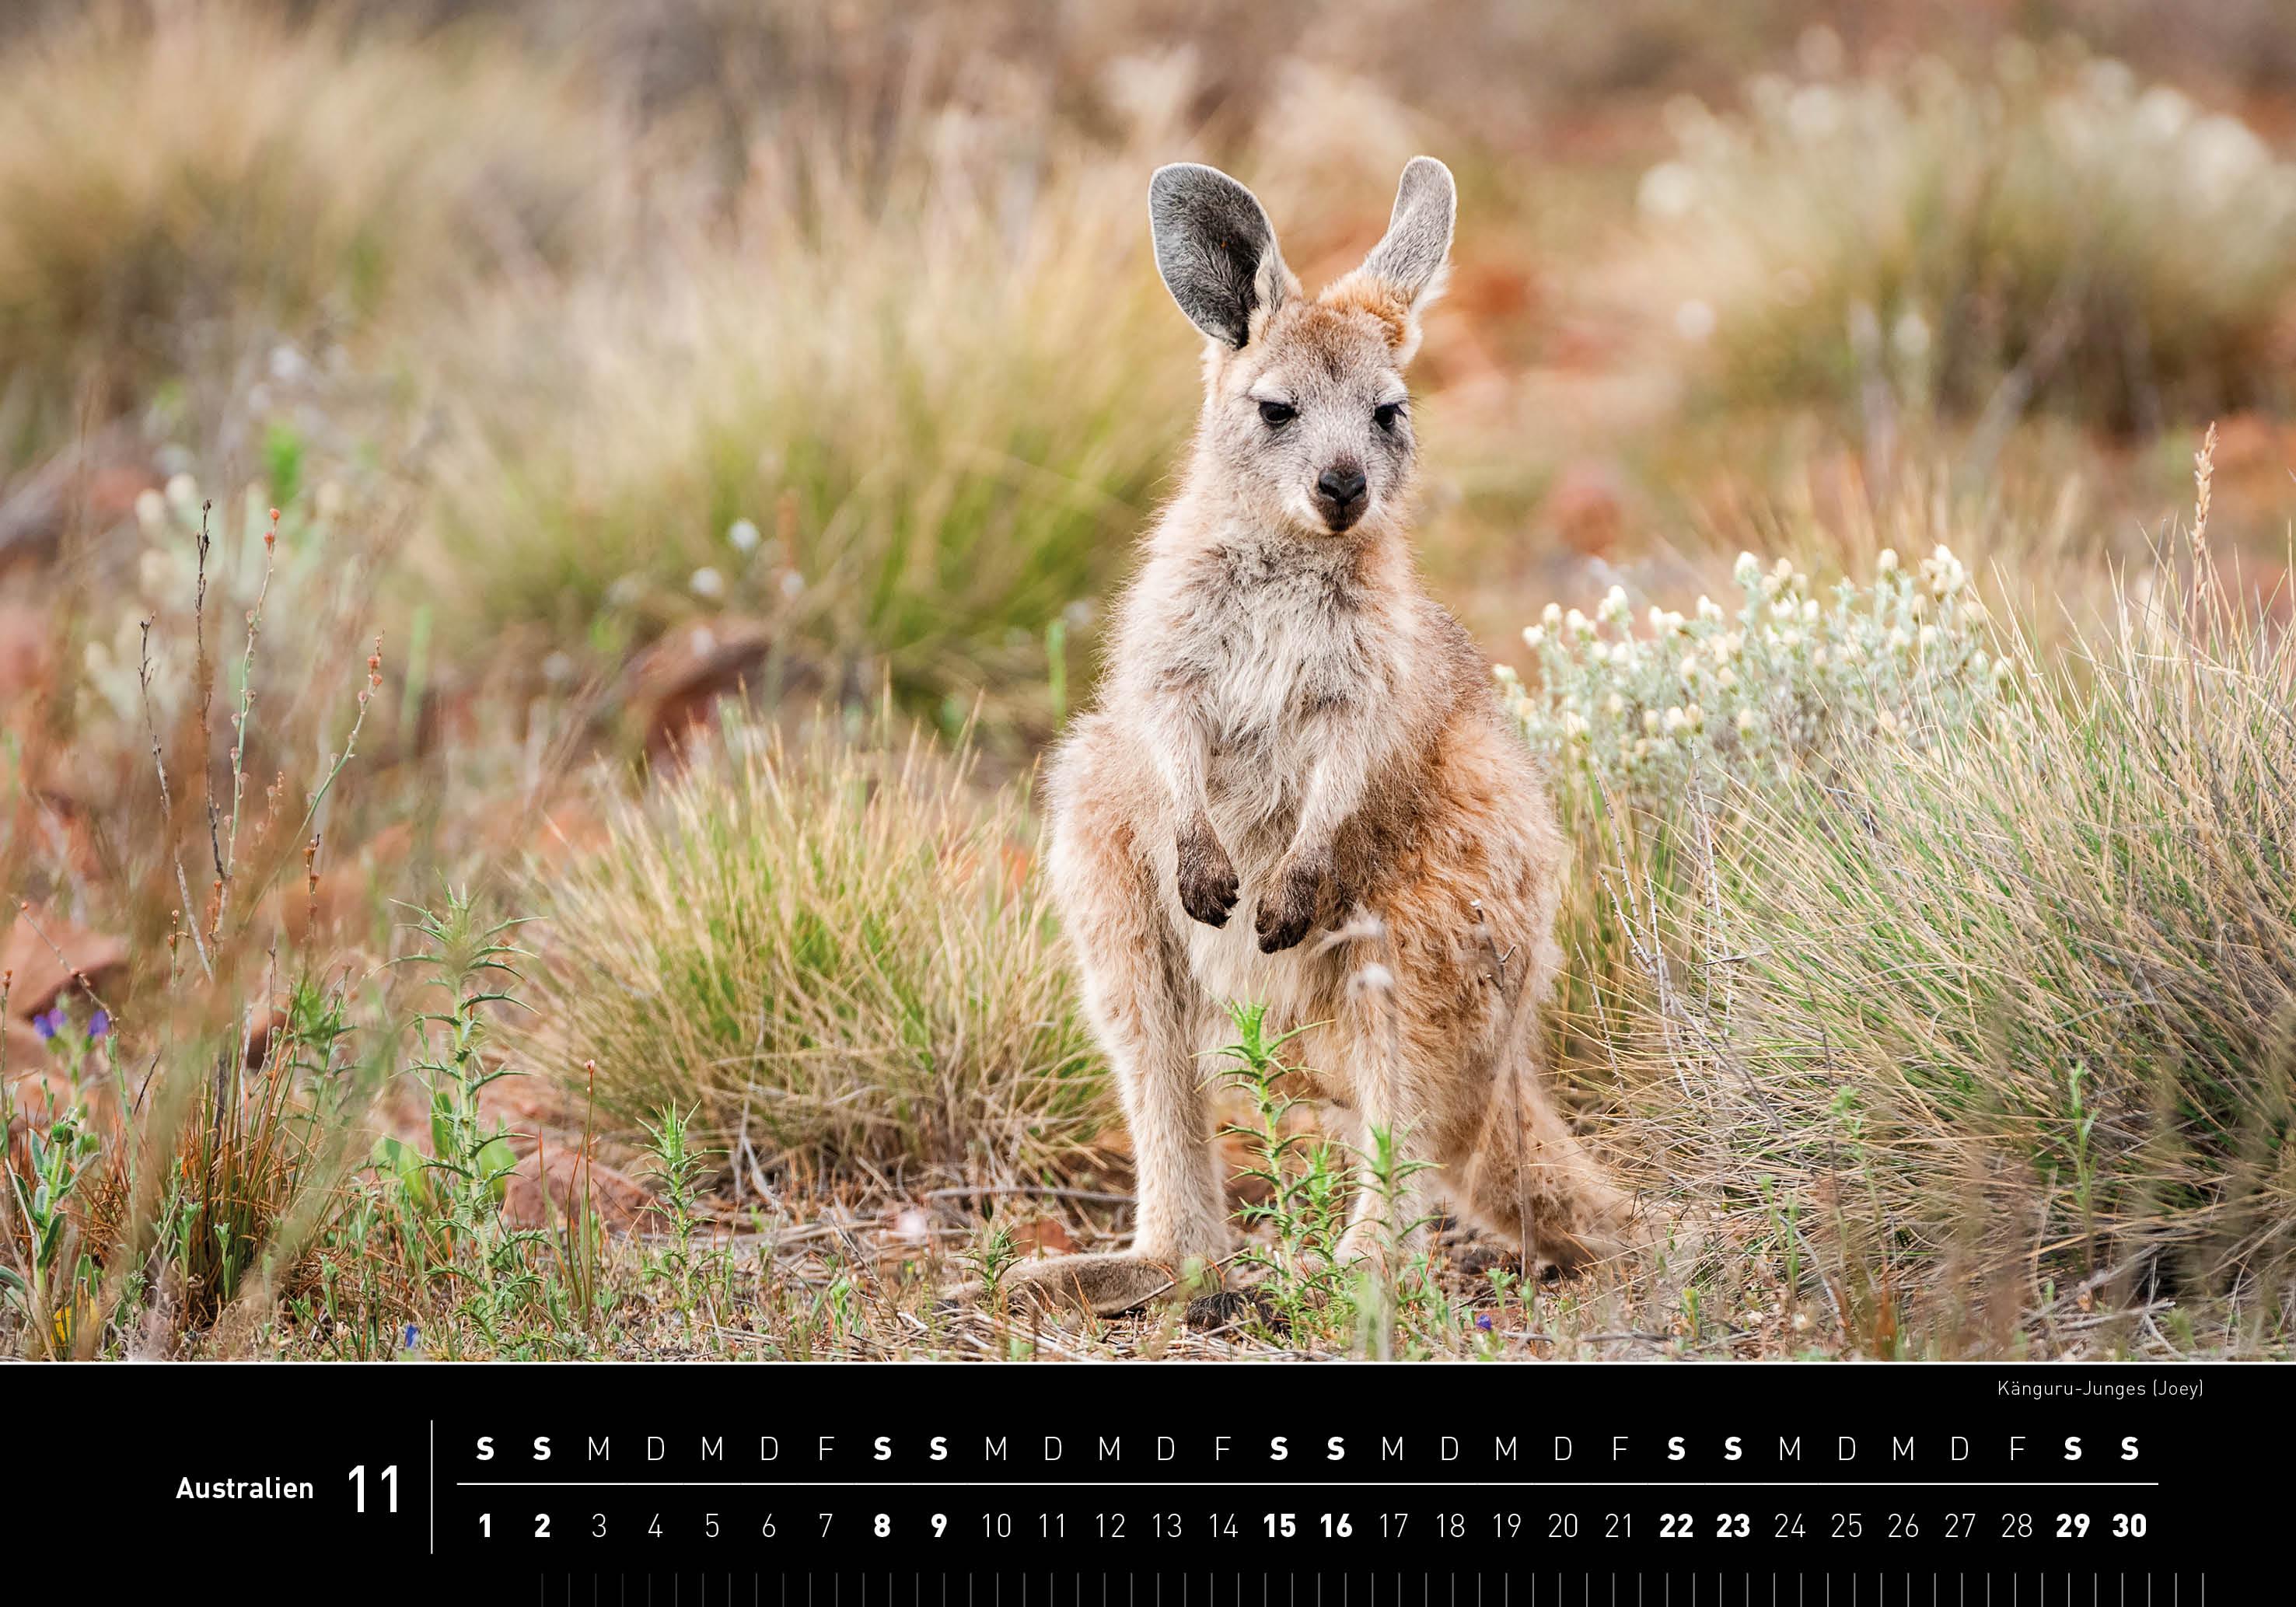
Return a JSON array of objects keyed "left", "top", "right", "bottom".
[{"left": 348, "top": 1465, "right": 398, "bottom": 1514}]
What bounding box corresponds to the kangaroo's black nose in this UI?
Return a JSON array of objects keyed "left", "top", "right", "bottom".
[{"left": 1314, "top": 463, "right": 1368, "bottom": 529}]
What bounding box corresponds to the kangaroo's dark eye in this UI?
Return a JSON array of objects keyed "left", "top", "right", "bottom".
[
  {"left": 1373, "top": 401, "right": 1403, "bottom": 431},
  {"left": 1257, "top": 400, "right": 1296, "bottom": 427}
]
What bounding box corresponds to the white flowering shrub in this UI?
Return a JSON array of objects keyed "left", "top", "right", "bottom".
[
  {"left": 1498, "top": 544, "right": 2008, "bottom": 808},
  {"left": 1637, "top": 44, "right": 2296, "bottom": 426}
]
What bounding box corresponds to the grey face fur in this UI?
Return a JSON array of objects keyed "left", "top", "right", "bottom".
[
  {"left": 1149, "top": 157, "right": 1456, "bottom": 537},
  {"left": 1213, "top": 313, "right": 1407, "bottom": 536}
]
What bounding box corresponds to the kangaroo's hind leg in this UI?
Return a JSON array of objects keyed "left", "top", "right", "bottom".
[
  {"left": 1329, "top": 974, "right": 1443, "bottom": 1274},
  {"left": 956, "top": 760, "right": 1229, "bottom": 1318},
  {"left": 1450, "top": 1036, "right": 1633, "bottom": 1277}
]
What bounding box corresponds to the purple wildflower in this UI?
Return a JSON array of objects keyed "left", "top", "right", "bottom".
[
  {"left": 88, "top": 1009, "right": 110, "bottom": 1039},
  {"left": 31, "top": 1007, "right": 64, "bottom": 1041},
  {"left": 1475, "top": 1312, "right": 1494, "bottom": 1333}
]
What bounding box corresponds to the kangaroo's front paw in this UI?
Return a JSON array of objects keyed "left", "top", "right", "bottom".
[
  {"left": 1254, "top": 848, "right": 1329, "bottom": 953},
  {"left": 1176, "top": 819, "right": 1240, "bottom": 928}
]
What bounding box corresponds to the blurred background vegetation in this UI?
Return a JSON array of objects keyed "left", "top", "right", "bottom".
[{"left": 1, "top": 0, "right": 2291, "bottom": 1360}]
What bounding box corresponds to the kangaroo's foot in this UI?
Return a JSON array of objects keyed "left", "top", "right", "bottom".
[
  {"left": 1525, "top": 1182, "right": 1637, "bottom": 1277},
  {"left": 1449, "top": 1240, "right": 1594, "bottom": 1286},
  {"left": 1183, "top": 1287, "right": 1282, "bottom": 1333},
  {"left": 946, "top": 1251, "right": 1216, "bottom": 1319},
  {"left": 1332, "top": 1207, "right": 1435, "bottom": 1273}
]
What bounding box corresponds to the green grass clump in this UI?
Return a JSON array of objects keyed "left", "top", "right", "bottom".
[
  {"left": 424, "top": 116, "right": 1193, "bottom": 731},
  {"left": 526, "top": 707, "right": 1107, "bottom": 1182},
  {"left": 1511, "top": 531, "right": 2008, "bottom": 1130},
  {"left": 1640, "top": 42, "right": 2296, "bottom": 431}
]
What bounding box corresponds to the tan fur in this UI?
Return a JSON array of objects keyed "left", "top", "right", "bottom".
[
  {"left": 971, "top": 159, "right": 1631, "bottom": 1319},
  {"left": 1316, "top": 271, "right": 1414, "bottom": 352}
]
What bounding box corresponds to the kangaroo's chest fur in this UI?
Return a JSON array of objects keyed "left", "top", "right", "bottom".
[
  {"left": 1102, "top": 521, "right": 1437, "bottom": 1029},
  {"left": 1158, "top": 530, "right": 1397, "bottom": 840}
]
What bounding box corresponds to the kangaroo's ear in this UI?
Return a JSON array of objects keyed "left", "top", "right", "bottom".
[
  {"left": 1148, "top": 162, "right": 1291, "bottom": 349},
  {"left": 1340, "top": 155, "right": 1456, "bottom": 362},
  {"left": 1361, "top": 155, "right": 1456, "bottom": 307}
]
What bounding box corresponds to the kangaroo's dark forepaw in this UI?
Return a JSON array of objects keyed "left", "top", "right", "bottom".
[
  {"left": 1176, "top": 821, "right": 1240, "bottom": 928},
  {"left": 1254, "top": 906, "right": 1312, "bottom": 954},
  {"left": 1253, "top": 850, "right": 1328, "bottom": 953}
]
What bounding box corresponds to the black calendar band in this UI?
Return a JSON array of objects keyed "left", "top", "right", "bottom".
[{"left": 80, "top": 1362, "right": 2262, "bottom": 1590}]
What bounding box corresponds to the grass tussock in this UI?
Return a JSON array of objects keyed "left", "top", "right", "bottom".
[
  {"left": 1705, "top": 546, "right": 2296, "bottom": 1322},
  {"left": 1525, "top": 439, "right": 2296, "bottom": 1354},
  {"left": 0, "top": 2, "right": 607, "bottom": 466},
  {"left": 1639, "top": 42, "right": 2296, "bottom": 431},
  {"left": 423, "top": 88, "right": 1202, "bottom": 726},
  {"left": 527, "top": 709, "right": 1106, "bottom": 1183}
]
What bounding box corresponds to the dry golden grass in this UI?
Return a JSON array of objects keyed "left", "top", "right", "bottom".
[
  {"left": 1535, "top": 446, "right": 2296, "bottom": 1357},
  {"left": 1632, "top": 43, "right": 2296, "bottom": 432},
  {"left": 0, "top": 2, "right": 608, "bottom": 466}
]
